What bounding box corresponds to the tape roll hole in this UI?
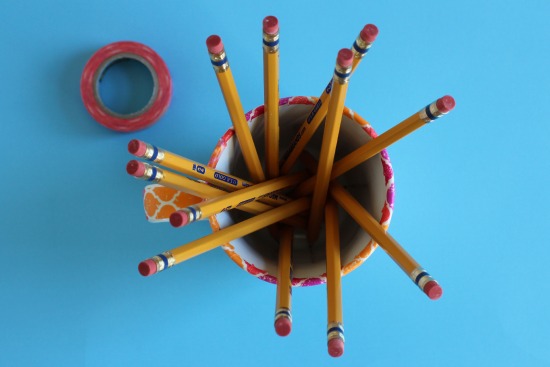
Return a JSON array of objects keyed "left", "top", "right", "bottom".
[{"left": 96, "top": 56, "right": 157, "bottom": 118}]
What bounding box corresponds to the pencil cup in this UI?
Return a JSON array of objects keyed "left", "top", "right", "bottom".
[{"left": 208, "top": 96, "right": 395, "bottom": 286}]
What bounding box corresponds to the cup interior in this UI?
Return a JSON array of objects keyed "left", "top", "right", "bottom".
[{"left": 209, "top": 97, "right": 393, "bottom": 285}]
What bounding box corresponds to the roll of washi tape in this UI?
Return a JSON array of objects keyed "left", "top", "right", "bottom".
[{"left": 80, "top": 41, "right": 172, "bottom": 132}]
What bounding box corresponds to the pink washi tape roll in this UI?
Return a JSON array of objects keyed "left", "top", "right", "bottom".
[{"left": 80, "top": 41, "right": 172, "bottom": 132}]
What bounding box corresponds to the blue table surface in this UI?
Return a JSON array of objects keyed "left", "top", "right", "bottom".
[{"left": 1, "top": 1, "right": 549, "bottom": 366}]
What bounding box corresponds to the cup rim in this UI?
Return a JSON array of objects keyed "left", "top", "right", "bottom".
[{"left": 207, "top": 96, "right": 395, "bottom": 286}]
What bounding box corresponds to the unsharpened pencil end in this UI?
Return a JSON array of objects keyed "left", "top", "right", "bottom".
[
  {"left": 436, "top": 95, "right": 456, "bottom": 114},
  {"left": 206, "top": 35, "right": 224, "bottom": 54},
  {"left": 328, "top": 338, "right": 345, "bottom": 357},
  {"left": 275, "top": 317, "right": 292, "bottom": 337},
  {"left": 138, "top": 259, "right": 157, "bottom": 276},
  {"left": 360, "top": 24, "right": 379, "bottom": 43},
  {"left": 263, "top": 16, "right": 279, "bottom": 35},
  {"left": 424, "top": 280, "right": 443, "bottom": 300},
  {"left": 128, "top": 139, "right": 147, "bottom": 157},
  {"left": 337, "top": 49, "right": 354, "bottom": 68},
  {"left": 170, "top": 211, "right": 189, "bottom": 228},
  {"left": 127, "top": 160, "right": 146, "bottom": 177}
]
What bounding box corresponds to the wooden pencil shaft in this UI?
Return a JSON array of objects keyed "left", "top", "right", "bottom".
[
  {"left": 308, "top": 80, "right": 349, "bottom": 241},
  {"left": 329, "top": 183, "right": 419, "bottom": 275},
  {"left": 137, "top": 164, "right": 305, "bottom": 227},
  {"left": 325, "top": 199, "right": 343, "bottom": 323},
  {"left": 216, "top": 68, "right": 266, "bottom": 183},
  {"left": 186, "top": 172, "right": 307, "bottom": 221},
  {"left": 280, "top": 33, "right": 370, "bottom": 175},
  {"left": 136, "top": 141, "right": 290, "bottom": 207},
  {"left": 264, "top": 50, "right": 280, "bottom": 179},
  {"left": 294, "top": 111, "right": 426, "bottom": 197},
  {"left": 171, "top": 197, "right": 311, "bottom": 264},
  {"left": 276, "top": 225, "right": 293, "bottom": 312}
]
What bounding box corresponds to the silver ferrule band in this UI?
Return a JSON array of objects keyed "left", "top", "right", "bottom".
[
  {"left": 352, "top": 35, "right": 373, "bottom": 58},
  {"left": 183, "top": 206, "right": 202, "bottom": 223},
  {"left": 151, "top": 251, "right": 175, "bottom": 272},
  {"left": 418, "top": 101, "right": 448, "bottom": 123},
  {"left": 263, "top": 32, "right": 280, "bottom": 53},
  {"left": 410, "top": 267, "right": 435, "bottom": 290},
  {"left": 141, "top": 143, "right": 165, "bottom": 163},
  {"left": 275, "top": 308, "right": 292, "bottom": 322},
  {"left": 334, "top": 64, "right": 352, "bottom": 84},
  {"left": 210, "top": 51, "right": 229, "bottom": 73},
  {"left": 327, "top": 322, "right": 345, "bottom": 342},
  {"left": 140, "top": 163, "right": 164, "bottom": 183}
]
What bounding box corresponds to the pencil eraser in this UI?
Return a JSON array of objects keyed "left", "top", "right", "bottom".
[
  {"left": 263, "top": 16, "right": 279, "bottom": 35},
  {"left": 206, "top": 35, "right": 224, "bottom": 54},
  {"left": 128, "top": 139, "right": 147, "bottom": 157},
  {"left": 337, "top": 49, "right": 354, "bottom": 68},
  {"left": 328, "top": 338, "right": 345, "bottom": 357},
  {"left": 360, "top": 24, "right": 379, "bottom": 43},
  {"left": 275, "top": 317, "right": 292, "bottom": 337},
  {"left": 138, "top": 259, "right": 157, "bottom": 276},
  {"left": 436, "top": 95, "right": 456, "bottom": 113},
  {"left": 170, "top": 211, "right": 189, "bottom": 228},
  {"left": 423, "top": 280, "right": 443, "bottom": 300},
  {"left": 127, "top": 160, "right": 146, "bottom": 177}
]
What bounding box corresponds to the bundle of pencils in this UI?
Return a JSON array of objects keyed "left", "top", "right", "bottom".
[{"left": 126, "top": 16, "right": 455, "bottom": 358}]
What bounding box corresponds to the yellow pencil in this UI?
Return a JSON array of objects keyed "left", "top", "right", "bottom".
[
  {"left": 274, "top": 224, "right": 293, "bottom": 337},
  {"left": 325, "top": 198, "right": 345, "bottom": 357},
  {"left": 293, "top": 96, "right": 456, "bottom": 197},
  {"left": 126, "top": 160, "right": 306, "bottom": 228},
  {"left": 138, "top": 197, "right": 311, "bottom": 276},
  {"left": 128, "top": 139, "right": 291, "bottom": 207},
  {"left": 170, "top": 172, "right": 307, "bottom": 227},
  {"left": 207, "top": 35, "right": 266, "bottom": 183},
  {"left": 263, "top": 16, "right": 280, "bottom": 179},
  {"left": 279, "top": 24, "right": 379, "bottom": 175},
  {"left": 329, "top": 182, "right": 443, "bottom": 300},
  {"left": 307, "top": 49, "right": 354, "bottom": 243}
]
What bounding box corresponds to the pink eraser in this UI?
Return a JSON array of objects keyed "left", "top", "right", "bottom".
[
  {"left": 126, "top": 160, "right": 146, "bottom": 177},
  {"left": 263, "top": 16, "right": 279, "bottom": 35},
  {"left": 128, "top": 139, "right": 147, "bottom": 157},
  {"left": 424, "top": 280, "right": 443, "bottom": 300},
  {"left": 328, "top": 338, "right": 345, "bottom": 357},
  {"left": 206, "top": 35, "right": 224, "bottom": 54},
  {"left": 436, "top": 95, "right": 456, "bottom": 113},
  {"left": 138, "top": 259, "right": 157, "bottom": 276},
  {"left": 170, "top": 211, "right": 189, "bottom": 228},
  {"left": 337, "top": 49, "right": 354, "bottom": 68},
  {"left": 360, "top": 24, "right": 379, "bottom": 43},
  {"left": 275, "top": 317, "right": 292, "bottom": 337}
]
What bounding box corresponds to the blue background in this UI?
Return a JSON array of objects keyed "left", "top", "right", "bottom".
[{"left": 1, "top": 0, "right": 549, "bottom": 366}]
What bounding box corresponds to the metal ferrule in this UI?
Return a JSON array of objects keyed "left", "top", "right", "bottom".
[
  {"left": 410, "top": 267, "right": 435, "bottom": 291},
  {"left": 139, "top": 162, "right": 164, "bottom": 183},
  {"left": 151, "top": 251, "right": 175, "bottom": 273},
  {"left": 418, "top": 101, "right": 448, "bottom": 123},
  {"left": 327, "top": 322, "right": 345, "bottom": 342},
  {"left": 209, "top": 50, "right": 229, "bottom": 72},
  {"left": 142, "top": 143, "right": 165, "bottom": 163},
  {"left": 182, "top": 206, "right": 202, "bottom": 223},
  {"left": 263, "top": 32, "right": 280, "bottom": 53},
  {"left": 275, "top": 308, "right": 292, "bottom": 323},
  {"left": 351, "top": 35, "right": 373, "bottom": 58},
  {"left": 334, "top": 63, "right": 352, "bottom": 84}
]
